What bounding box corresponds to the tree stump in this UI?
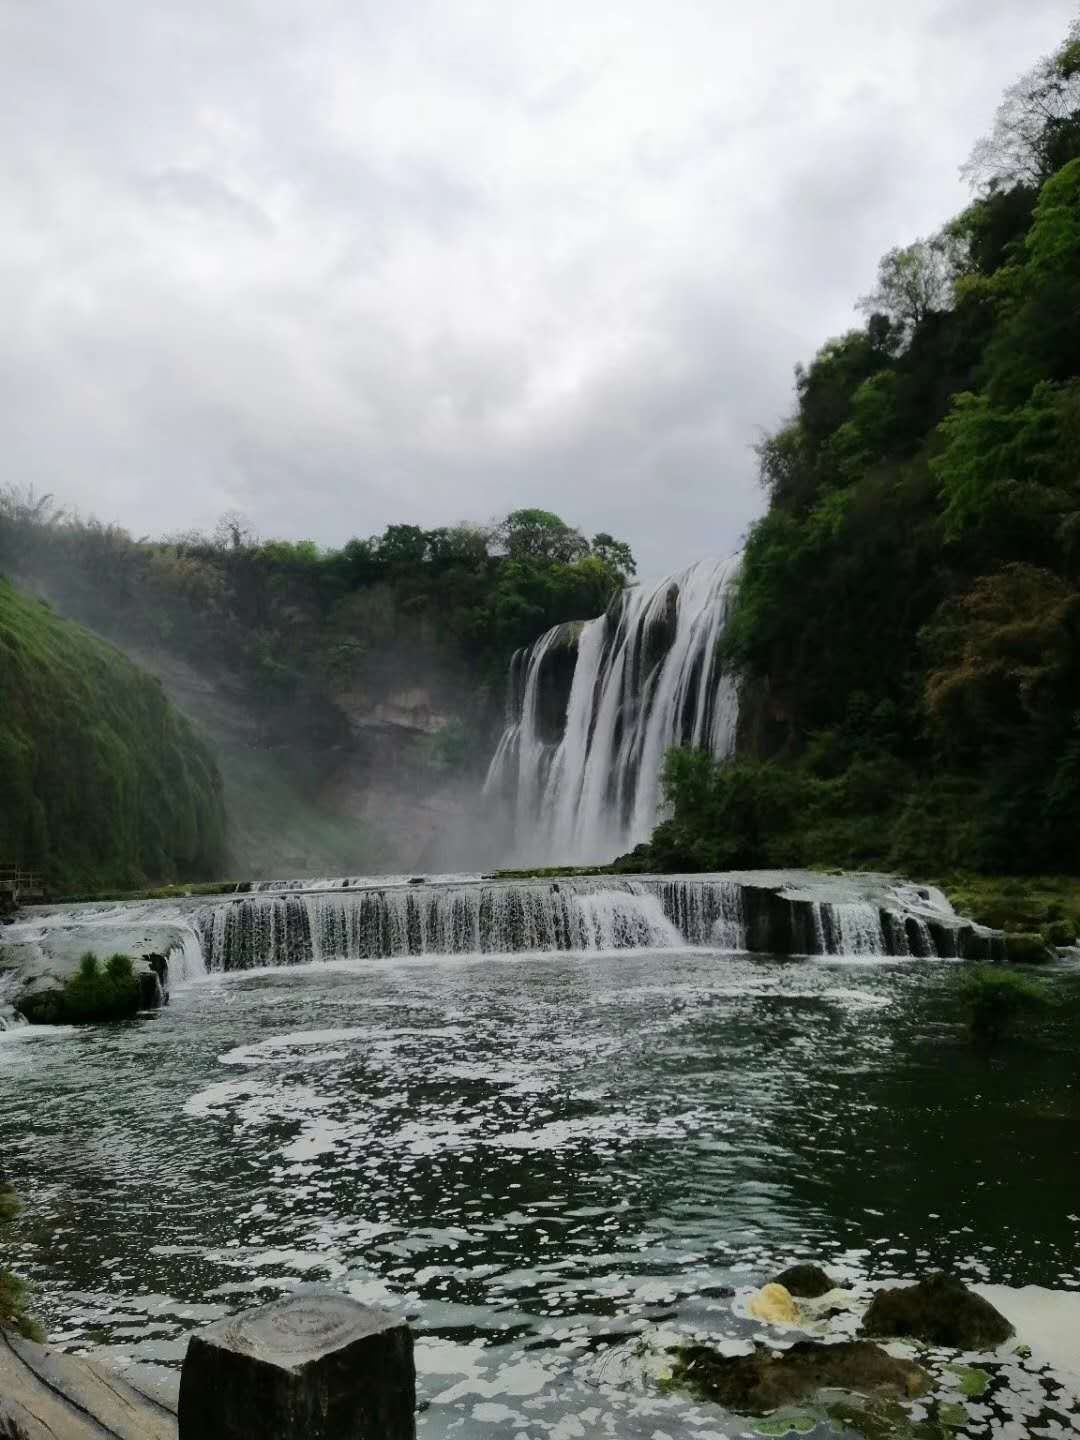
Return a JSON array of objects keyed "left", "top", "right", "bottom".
[{"left": 178, "top": 1287, "right": 415, "bottom": 1440}]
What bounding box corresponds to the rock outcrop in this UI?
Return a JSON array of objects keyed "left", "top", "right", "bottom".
[
  {"left": 669, "top": 1339, "right": 929, "bottom": 1414},
  {"left": 770, "top": 1263, "right": 838, "bottom": 1299},
  {"left": 862, "top": 1273, "right": 1014, "bottom": 1349}
]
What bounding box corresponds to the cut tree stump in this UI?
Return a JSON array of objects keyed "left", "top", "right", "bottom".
[{"left": 178, "top": 1287, "right": 415, "bottom": 1440}]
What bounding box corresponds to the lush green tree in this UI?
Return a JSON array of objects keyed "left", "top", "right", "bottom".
[
  {"left": 590, "top": 532, "right": 637, "bottom": 580},
  {"left": 494, "top": 508, "right": 590, "bottom": 564},
  {"left": 648, "top": 18, "right": 1080, "bottom": 881}
]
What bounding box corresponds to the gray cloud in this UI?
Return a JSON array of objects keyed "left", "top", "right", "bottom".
[{"left": 1, "top": 0, "right": 1076, "bottom": 580}]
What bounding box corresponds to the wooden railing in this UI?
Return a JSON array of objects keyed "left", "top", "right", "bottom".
[{"left": 0, "top": 865, "right": 44, "bottom": 896}]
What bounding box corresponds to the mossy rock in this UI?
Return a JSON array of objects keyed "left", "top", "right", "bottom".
[
  {"left": 15, "top": 985, "right": 66, "bottom": 1024},
  {"left": 960, "top": 966, "right": 1051, "bottom": 1041},
  {"left": 668, "top": 1340, "right": 928, "bottom": 1415},
  {"left": 826, "top": 1397, "right": 949, "bottom": 1440},
  {"left": 1004, "top": 931, "right": 1054, "bottom": 964},
  {"left": 1040, "top": 919, "right": 1075, "bottom": 948},
  {"left": 19, "top": 953, "right": 144, "bottom": 1025},
  {"left": 862, "top": 1273, "right": 1013, "bottom": 1350},
  {"left": 946, "top": 1364, "right": 989, "bottom": 1399}
]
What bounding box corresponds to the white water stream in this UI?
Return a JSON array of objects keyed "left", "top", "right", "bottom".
[{"left": 485, "top": 557, "right": 741, "bottom": 865}]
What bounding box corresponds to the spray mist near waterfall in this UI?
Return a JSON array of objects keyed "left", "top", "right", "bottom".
[{"left": 483, "top": 556, "right": 742, "bottom": 866}]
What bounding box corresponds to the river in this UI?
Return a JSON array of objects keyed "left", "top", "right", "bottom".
[{"left": 1, "top": 945, "right": 1078, "bottom": 1436}]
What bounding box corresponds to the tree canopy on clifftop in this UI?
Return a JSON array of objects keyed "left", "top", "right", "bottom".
[{"left": 653, "top": 20, "right": 1080, "bottom": 878}]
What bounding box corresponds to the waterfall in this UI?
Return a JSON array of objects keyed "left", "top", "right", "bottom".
[
  {"left": 192, "top": 872, "right": 1002, "bottom": 971},
  {"left": 196, "top": 879, "right": 685, "bottom": 970},
  {"left": 484, "top": 556, "right": 741, "bottom": 867}
]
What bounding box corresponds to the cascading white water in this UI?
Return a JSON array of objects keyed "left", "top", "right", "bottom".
[
  {"left": 190, "top": 870, "right": 1000, "bottom": 971},
  {"left": 485, "top": 556, "right": 741, "bottom": 866},
  {"left": 196, "top": 879, "right": 686, "bottom": 970}
]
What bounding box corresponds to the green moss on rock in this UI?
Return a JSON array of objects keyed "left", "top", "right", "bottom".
[
  {"left": 668, "top": 1340, "right": 929, "bottom": 1415},
  {"left": 19, "top": 953, "right": 146, "bottom": 1025},
  {"left": 960, "top": 966, "right": 1052, "bottom": 1040},
  {"left": 1004, "top": 931, "right": 1055, "bottom": 964}
]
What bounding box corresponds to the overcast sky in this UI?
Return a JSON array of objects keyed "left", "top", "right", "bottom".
[{"left": 2, "top": 1, "right": 1076, "bottom": 580}]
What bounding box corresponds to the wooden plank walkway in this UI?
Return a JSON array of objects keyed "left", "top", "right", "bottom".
[{"left": 0, "top": 1328, "right": 177, "bottom": 1439}]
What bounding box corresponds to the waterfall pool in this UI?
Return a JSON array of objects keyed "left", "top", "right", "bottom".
[{"left": 1, "top": 947, "right": 1078, "bottom": 1436}]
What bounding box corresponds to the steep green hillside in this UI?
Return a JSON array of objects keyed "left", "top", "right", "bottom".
[
  {"left": 647, "top": 23, "right": 1080, "bottom": 878},
  {"left": 0, "top": 578, "right": 225, "bottom": 890},
  {"left": 0, "top": 502, "right": 635, "bottom": 875}
]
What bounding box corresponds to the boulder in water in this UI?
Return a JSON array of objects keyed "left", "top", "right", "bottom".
[
  {"left": 747, "top": 1282, "right": 800, "bottom": 1325},
  {"left": 862, "top": 1273, "right": 1014, "bottom": 1349},
  {"left": 771, "top": 1263, "right": 837, "bottom": 1299},
  {"left": 1004, "top": 931, "right": 1054, "bottom": 964},
  {"left": 669, "top": 1339, "right": 929, "bottom": 1414}
]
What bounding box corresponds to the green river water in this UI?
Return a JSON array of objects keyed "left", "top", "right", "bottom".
[{"left": 1, "top": 948, "right": 1078, "bottom": 1436}]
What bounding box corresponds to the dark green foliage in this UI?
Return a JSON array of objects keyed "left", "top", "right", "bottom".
[
  {"left": 63, "top": 952, "right": 142, "bottom": 1022},
  {"left": 651, "top": 751, "right": 818, "bottom": 871},
  {"left": 959, "top": 966, "right": 1052, "bottom": 1041},
  {"left": 674, "top": 23, "right": 1080, "bottom": 881},
  {"left": 0, "top": 579, "right": 225, "bottom": 890},
  {"left": 943, "top": 874, "right": 1080, "bottom": 934},
  {"left": 0, "top": 497, "right": 634, "bottom": 785}
]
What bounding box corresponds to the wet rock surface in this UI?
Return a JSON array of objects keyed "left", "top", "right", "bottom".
[
  {"left": 771, "top": 1263, "right": 837, "bottom": 1299},
  {"left": 669, "top": 1339, "right": 929, "bottom": 1414},
  {"left": 862, "top": 1272, "right": 1014, "bottom": 1349}
]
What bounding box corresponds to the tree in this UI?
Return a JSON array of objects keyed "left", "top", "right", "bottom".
[
  {"left": 923, "top": 564, "right": 1079, "bottom": 741},
  {"left": 213, "top": 510, "right": 256, "bottom": 550},
  {"left": 493, "top": 509, "right": 589, "bottom": 564},
  {"left": 590, "top": 532, "right": 636, "bottom": 580},
  {"left": 963, "top": 23, "right": 1080, "bottom": 190},
  {"left": 858, "top": 237, "right": 961, "bottom": 347},
  {"left": 374, "top": 524, "right": 429, "bottom": 567}
]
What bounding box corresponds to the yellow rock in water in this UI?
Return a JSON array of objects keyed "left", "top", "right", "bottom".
[{"left": 748, "top": 1282, "right": 801, "bottom": 1325}]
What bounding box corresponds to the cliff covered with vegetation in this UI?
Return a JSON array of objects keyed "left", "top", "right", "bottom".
[
  {"left": 647, "top": 24, "right": 1080, "bottom": 879},
  {"left": 0, "top": 501, "right": 634, "bottom": 875},
  {"left": 0, "top": 577, "right": 224, "bottom": 891}
]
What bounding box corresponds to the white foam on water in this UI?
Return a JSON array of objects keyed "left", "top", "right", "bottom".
[{"left": 975, "top": 1284, "right": 1080, "bottom": 1383}]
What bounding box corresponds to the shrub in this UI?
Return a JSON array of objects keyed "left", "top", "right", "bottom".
[
  {"left": 19, "top": 951, "right": 145, "bottom": 1025},
  {"left": 61, "top": 952, "right": 142, "bottom": 1023},
  {"left": 960, "top": 965, "right": 1052, "bottom": 1040}
]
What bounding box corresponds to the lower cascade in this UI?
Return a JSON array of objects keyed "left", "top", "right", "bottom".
[
  {"left": 484, "top": 556, "right": 741, "bottom": 867},
  {"left": 193, "top": 872, "right": 1002, "bottom": 971}
]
